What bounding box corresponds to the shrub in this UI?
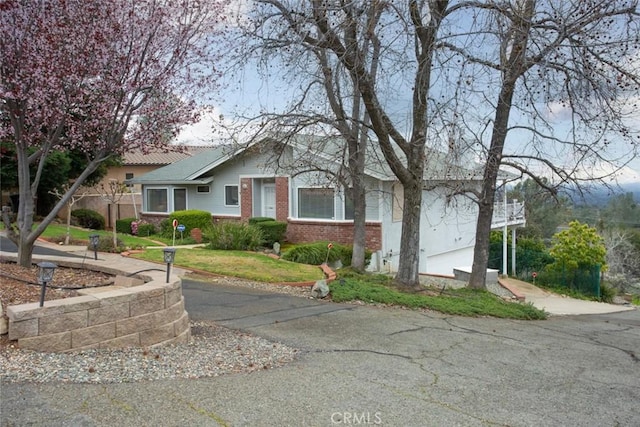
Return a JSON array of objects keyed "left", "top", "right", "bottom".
[
  {"left": 204, "top": 221, "right": 263, "bottom": 250},
  {"left": 162, "top": 210, "right": 212, "bottom": 237},
  {"left": 282, "top": 241, "right": 371, "bottom": 267},
  {"left": 255, "top": 220, "right": 287, "bottom": 246},
  {"left": 488, "top": 231, "right": 553, "bottom": 276},
  {"left": 136, "top": 222, "right": 157, "bottom": 237},
  {"left": 159, "top": 218, "right": 172, "bottom": 236},
  {"left": 599, "top": 282, "right": 616, "bottom": 303},
  {"left": 248, "top": 217, "right": 276, "bottom": 224},
  {"left": 116, "top": 217, "right": 137, "bottom": 234},
  {"left": 87, "top": 235, "right": 125, "bottom": 253},
  {"left": 71, "top": 208, "right": 105, "bottom": 230},
  {"left": 549, "top": 221, "right": 607, "bottom": 272}
]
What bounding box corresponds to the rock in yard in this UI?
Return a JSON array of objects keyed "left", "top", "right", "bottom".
[{"left": 311, "top": 279, "right": 330, "bottom": 299}]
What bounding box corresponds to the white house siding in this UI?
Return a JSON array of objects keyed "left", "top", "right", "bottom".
[
  {"left": 208, "top": 153, "right": 273, "bottom": 217},
  {"left": 378, "top": 182, "right": 403, "bottom": 273},
  {"left": 420, "top": 189, "right": 478, "bottom": 275},
  {"left": 378, "top": 182, "right": 479, "bottom": 276}
]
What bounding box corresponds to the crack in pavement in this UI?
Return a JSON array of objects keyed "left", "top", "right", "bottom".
[
  {"left": 441, "top": 317, "right": 527, "bottom": 344},
  {"left": 522, "top": 321, "right": 640, "bottom": 363},
  {"left": 317, "top": 348, "right": 414, "bottom": 360}
]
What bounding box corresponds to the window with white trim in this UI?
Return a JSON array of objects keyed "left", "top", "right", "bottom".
[
  {"left": 225, "top": 185, "right": 239, "bottom": 206},
  {"left": 298, "top": 188, "right": 334, "bottom": 219},
  {"left": 146, "top": 188, "right": 168, "bottom": 212},
  {"left": 196, "top": 185, "right": 210, "bottom": 193}
]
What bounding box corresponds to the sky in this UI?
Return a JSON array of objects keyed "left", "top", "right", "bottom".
[
  {"left": 174, "top": 82, "right": 640, "bottom": 185},
  {"left": 174, "top": 1, "right": 640, "bottom": 186}
]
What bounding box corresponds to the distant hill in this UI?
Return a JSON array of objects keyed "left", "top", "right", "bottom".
[{"left": 565, "top": 181, "right": 640, "bottom": 206}]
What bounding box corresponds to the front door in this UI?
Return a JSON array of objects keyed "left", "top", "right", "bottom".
[{"left": 262, "top": 184, "right": 276, "bottom": 218}]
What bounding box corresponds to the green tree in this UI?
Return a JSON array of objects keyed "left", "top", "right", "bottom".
[
  {"left": 488, "top": 231, "right": 553, "bottom": 277},
  {"left": 508, "top": 178, "right": 571, "bottom": 239},
  {"left": 601, "top": 193, "right": 639, "bottom": 229},
  {"left": 0, "top": 143, "right": 111, "bottom": 215},
  {"left": 549, "top": 221, "right": 607, "bottom": 272}
]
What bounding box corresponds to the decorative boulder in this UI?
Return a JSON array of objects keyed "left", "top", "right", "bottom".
[{"left": 311, "top": 279, "right": 330, "bottom": 299}]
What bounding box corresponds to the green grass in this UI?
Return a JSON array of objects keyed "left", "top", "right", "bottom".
[
  {"left": 330, "top": 271, "right": 547, "bottom": 320},
  {"left": 632, "top": 295, "right": 640, "bottom": 306},
  {"left": 130, "top": 248, "right": 324, "bottom": 283},
  {"left": 39, "top": 223, "right": 162, "bottom": 248}
]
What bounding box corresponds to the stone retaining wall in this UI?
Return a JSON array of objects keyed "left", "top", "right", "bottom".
[{"left": 6, "top": 276, "right": 190, "bottom": 353}]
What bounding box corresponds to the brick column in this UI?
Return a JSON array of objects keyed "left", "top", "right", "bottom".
[
  {"left": 275, "top": 177, "right": 289, "bottom": 222},
  {"left": 240, "top": 178, "right": 252, "bottom": 221}
]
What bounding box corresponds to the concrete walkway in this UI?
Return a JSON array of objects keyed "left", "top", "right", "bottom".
[{"left": 500, "top": 277, "right": 636, "bottom": 316}]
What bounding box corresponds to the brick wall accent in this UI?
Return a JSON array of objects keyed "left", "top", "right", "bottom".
[
  {"left": 240, "top": 178, "right": 252, "bottom": 221},
  {"left": 286, "top": 220, "right": 382, "bottom": 251},
  {"left": 275, "top": 177, "right": 289, "bottom": 222},
  {"left": 212, "top": 215, "right": 241, "bottom": 223},
  {"left": 7, "top": 274, "right": 190, "bottom": 353}
]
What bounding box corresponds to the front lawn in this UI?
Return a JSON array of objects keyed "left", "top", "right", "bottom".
[
  {"left": 38, "top": 223, "right": 162, "bottom": 248},
  {"left": 331, "top": 271, "right": 547, "bottom": 320},
  {"left": 130, "top": 248, "right": 324, "bottom": 283}
]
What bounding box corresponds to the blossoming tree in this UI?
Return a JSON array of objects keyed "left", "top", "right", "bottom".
[{"left": 1, "top": 0, "right": 227, "bottom": 266}]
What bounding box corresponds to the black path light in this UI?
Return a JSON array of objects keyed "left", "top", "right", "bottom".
[
  {"left": 163, "top": 247, "right": 176, "bottom": 283},
  {"left": 89, "top": 234, "right": 100, "bottom": 260},
  {"left": 37, "top": 262, "right": 57, "bottom": 307}
]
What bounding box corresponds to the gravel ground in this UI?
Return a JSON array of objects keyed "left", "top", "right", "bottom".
[{"left": 0, "top": 321, "right": 298, "bottom": 384}]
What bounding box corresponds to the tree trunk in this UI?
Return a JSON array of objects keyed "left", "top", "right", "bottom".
[
  {"left": 65, "top": 203, "right": 72, "bottom": 245},
  {"left": 14, "top": 145, "right": 37, "bottom": 267},
  {"left": 395, "top": 179, "right": 423, "bottom": 288},
  {"left": 17, "top": 239, "right": 34, "bottom": 267},
  {"left": 111, "top": 204, "right": 118, "bottom": 250},
  {"left": 350, "top": 181, "right": 367, "bottom": 271},
  {"left": 470, "top": 195, "right": 496, "bottom": 289},
  {"left": 468, "top": 0, "right": 533, "bottom": 289}
]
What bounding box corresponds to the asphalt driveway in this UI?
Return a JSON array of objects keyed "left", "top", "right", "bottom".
[
  {"left": 3, "top": 277, "right": 638, "bottom": 426},
  {"left": 1, "top": 239, "right": 639, "bottom": 426}
]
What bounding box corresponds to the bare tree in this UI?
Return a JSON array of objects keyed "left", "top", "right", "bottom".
[
  {"left": 229, "top": 1, "right": 639, "bottom": 289},
  {"left": 49, "top": 184, "right": 90, "bottom": 246},
  {"left": 438, "top": 1, "right": 640, "bottom": 288},
  {"left": 602, "top": 228, "right": 640, "bottom": 280},
  {"left": 95, "top": 180, "right": 129, "bottom": 251},
  {"left": 229, "top": 0, "right": 450, "bottom": 286},
  {"left": 229, "top": 2, "right": 387, "bottom": 271}
]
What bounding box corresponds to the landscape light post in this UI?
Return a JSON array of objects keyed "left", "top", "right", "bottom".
[
  {"left": 37, "top": 262, "right": 57, "bottom": 307},
  {"left": 163, "top": 247, "right": 176, "bottom": 283},
  {"left": 89, "top": 234, "right": 100, "bottom": 260}
]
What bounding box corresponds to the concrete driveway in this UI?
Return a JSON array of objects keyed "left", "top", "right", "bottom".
[
  {"left": 502, "top": 277, "right": 636, "bottom": 316},
  {"left": 2, "top": 277, "right": 638, "bottom": 426}
]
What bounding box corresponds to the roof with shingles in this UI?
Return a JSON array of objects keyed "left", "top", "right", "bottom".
[
  {"left": 127, "top": 136, "right": 515, "bottom": 185},
  {"left": 126, "top": 145, "right": 233, "bottom": 185},
  {"left": 123, "top": 145, "right": 214, "bottom": 165}
]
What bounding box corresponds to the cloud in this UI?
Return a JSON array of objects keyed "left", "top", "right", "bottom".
[{"left": 174, "top": 108, "right": 226, "bottom": 145}]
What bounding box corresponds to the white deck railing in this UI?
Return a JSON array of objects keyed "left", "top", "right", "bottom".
[{"left": 491, "top": 200, "right": 526, "bottom": 228}]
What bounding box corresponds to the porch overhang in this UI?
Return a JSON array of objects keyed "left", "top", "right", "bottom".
[{"left": 126, "top": 176, "right": 214, "bottom": 186}]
